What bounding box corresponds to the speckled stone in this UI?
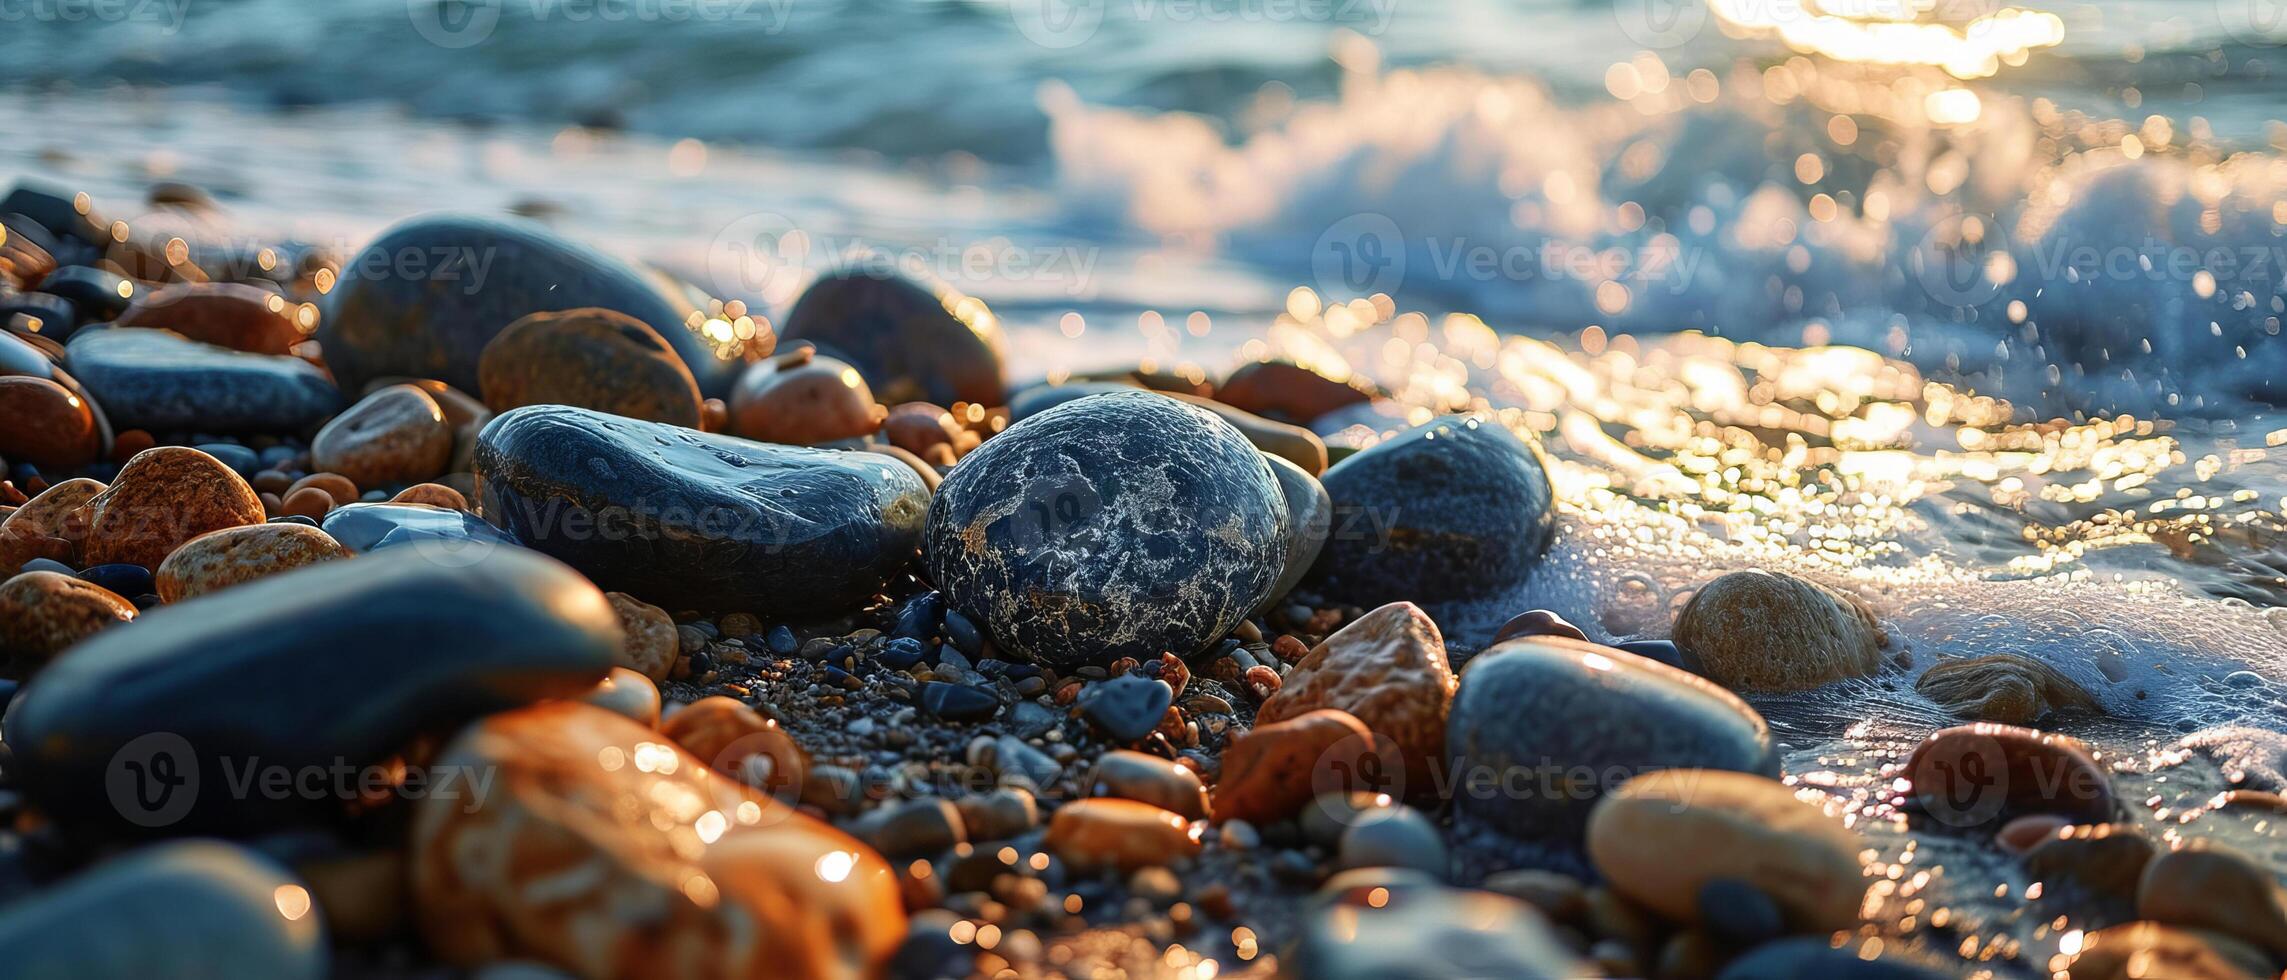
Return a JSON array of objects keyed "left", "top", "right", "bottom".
[
  {"left": 1588, "top": 770, "right": 1866, "bottom": 932},
  {"left": 1291, "top": 868, "right": 1586, "bottom": 979},
  {"left": 319, "top": 215, "right": 753, "bottom": 397},
  {"left": 115, "top": 281, "right": 306, "bottom": 354},
  {"left": 0, "top": 570, "right": 135, "bottom": 665},
  {"left": 84, "top": 447, "right": 266, "bottom": 570},
  {"left": 659, "top": 696, "right": 809, "bottom": 799},
  {"left": 154, "top": 522, "right": 350, "bottom": 603},
  {"left": 778, "top": 268, "right": 1005, "bottom": 407},
  {"left": 1089, "top": 749, "right": 1210, "bottom": 820},
  {"left": 476, "top": 405, "right": 928, "bottom": 616},
  {"left": 412, "top": 702, "right": 903, "bottom": 978},
  {"left": 0, "top": 376, "right": 99, "bottom": 470},
  {"left": 1448, "top": 636, "right": 1779, "bottom": 846},
  {"left": 2137, "top": 841, "right": 2287, "bottom": 961},
  {"left": 0, "top": 841, "right": 326, "bottom": 980},
  {"left": 728, "top": 347, "right": 886, "bottom": 445},
  {"left": 1213, "top": 708, "right": 1378, "bottom": 825},
  {"left": 1917, "top": 654, "right": 2100, "bottom": 723},
  {"left": 310, "top": 384, "right": 453, "bottom": 488},
  {"left": 65, "top": 328, "right": 342, "bottom": 433},
  {"left": 477, "top": 307, "right": 704, "bottom": 427},
  {"left": 1043, "top": 798, "right": 1201, "bottom": 873},
  {"left": 2062, "top": 922, "right": 2277, "bottom": 980},
  {"left": 317, "top": 501, "right": 516, "bottom": 555},
  {"left": 922, "top": 390, "right": 1287, "bottom": 668},
  {"left": 1258, "top": 601, "right": 1457, "bottom": 787},
  {"left": 1903, "top": 723, "right": 2115, "bottom": 826},
  {"left": 4, "top": 546, "right": 619, "bottom": 835},
  {"left": 1672, "top": 569, "right": 1884, "bottom": 691},
  {"left": 1304, "top": 415, "right": 1555, "bottom": 608},
  {"left": 605, "top": 591, "right": 678, "bottom": 682},
  {"left": 0, "top": 476, "right": 102, "bottom": 573}
]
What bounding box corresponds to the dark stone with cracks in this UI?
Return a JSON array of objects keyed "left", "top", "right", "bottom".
[
  {"left": 1305, "top": 415, "right": 1554, "bottom": 608},
  {"left": 66, "top": 328, "right": 342, "bottom": 433},
  {"left": 779, "top": 268, "right": 1006, "bottom": 408},
  {"left": 922, "top": 390, "right": 1287, "bottom": 668},
  {"left": 318, "top": 214, "right": 749, "bottom": 398},
  {"left": 474, "top": 404, "right": 928, "bottom": 617}
]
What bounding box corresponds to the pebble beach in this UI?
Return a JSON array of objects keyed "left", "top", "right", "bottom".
[{"left": 3, "top": 2, "right": 2287, "bottom": 979}]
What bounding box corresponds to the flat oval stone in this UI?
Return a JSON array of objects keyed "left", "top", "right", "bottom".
[
  {"left": 0, "top": 375, "right": 99, "bottom": 469},
  {"left": 0, "top": 569, "right": 135, "bottom": 666},
  {"left": 923, "top": 390, "right": 1286, "bottom": 668},
  {"left": 1305, "top": 415, "right": 1555, "bottom": 608},
  {"left": 1291, "top": 868, "right": 1586, "bottom": 979},
  {"left": 1090, "top": 749, "right": 1210, "bottom": 820},
  {"left": 85, "top": 446, "right": 266, "bottom": 570},
  {"left": 42, "top": 266, "right": 135, "bottom": 322},
  {"left": 320, "top": 215, "right": 752, "bottom": 398},
  {"left": 2136, "top": 841, "right": 2287, "bottom": 961},
  {"left": 1448, "top": 636, "right": 1779, "bottom": 846},
  {"left": 475, "top": 405, "right": 929, "bottom": 616},
  {"left": 1216, "top": 360, "right": 1376, "bottom": 424},
  {"left": 779, "top": 268, "right": 1005, "bottom": 407},
  {"left": 318, "top": 501, "right": 516, "bottom": 555},
  {"left": 0, "top": 841, "right": 326, "bottom": 979},
  {"left": 728, "top": 348, "right": 885, "bottom": 445},
  {"left": 0, "top": 476, "right": 103, "bottom": 572},
  {"left": 1043, "top": 798, "right": 1201, "bottom": 873},
  {"left": 4, "top": 546, "right": 619, "bottom": 835},
  {"left": 310, "top": 384, "right": 453, "bottom": 488},
  {"left": 66, "top": 328, "right": 342, "bottom": 433},
  {"left": 116, "top": 281, "right": 306, "bottom": 354},
  {"left": 412, "top": 702, "right": 903, "bottom": 977},
  {"left": 477, "top": 307, "right": 703, "bottom": 427},
  {"left": 1903, "top": 723, "right": 2116, "bottom": 826},
  {"left": 1673, "top": 569, "right": 1884, "bottom": 691},
  {"left": 1588, "top": 770, "right": 1866, "bottom": 932},
  {"left": 1916, "top": 653, "right": 2100, "bottom": 723},
  {"left": 155, "top": 522, "right": 351, "bottom": 603}
]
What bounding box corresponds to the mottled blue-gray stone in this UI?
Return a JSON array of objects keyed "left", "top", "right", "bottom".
[
  {"left": 923, "top": 390, "right": 1287, "bottom": 668},
  {"left": 1306, "top": 415, "right": 1554, "bottom": 607},
  {"left": 473, "top": 404, "right": 929, "bottom": 616},
  {"left": 65, "top": 328, "right": 341, "bottom": 432},
  {"left": 0, "top": 841, "right": 327, "bottom": 980}
]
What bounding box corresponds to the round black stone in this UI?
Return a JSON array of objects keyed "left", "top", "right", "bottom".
[
  {"left": 1078, "top": 674, "right": 1173, "bottom": 743},
  {"left": 920, "top": 681, "right": 1000, "bottom": 722}
]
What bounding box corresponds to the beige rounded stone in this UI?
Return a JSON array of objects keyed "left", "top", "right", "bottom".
[
  {"left": 1255, "top": 601, "right": 1456, "bottom": 788},
  {"left": 605, "top": 591, "right": 677, "bottom": 683},
  {"left": 0, "top": 570, "right": 135, "bottom": 665},
  {"left": 85, "top": 447, "right": 265, "bottom": 571},
  {"left": 155, "top": 522, "right": 351, "bottom": 603},
  {"left": 1918, "top": 654, "right": 2101, "bottom": 723},
  {"left": 579, "top": 666, "right": 662, "bottom": 727},
  {"left": 1089, "top": 749, "right": 1210, "bottom": 820},
  {"left": 1586, "top": 769, "right": 1867, "bottom": 932},
  {"left": 1672, "top": 569, "right": 1883, "bottom": 691},
  {"left": 311, "top": 384, "right": 453, "bottom": 488},
  {"left": 2136, "top": 841, "right": 2287, "bottom": 961},
  {"left": 1043, "top": 798, "right": 1202, "bottom": 873}
]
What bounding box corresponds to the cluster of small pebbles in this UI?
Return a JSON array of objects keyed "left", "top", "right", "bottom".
[{"left": 0, "top": 182, "right": 2281, "bottom": 980}]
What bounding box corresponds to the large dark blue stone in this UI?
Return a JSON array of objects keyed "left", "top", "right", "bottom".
[
  {"left": 65, "top": 328, "right": 342, "bottom": 433},
  {"left": 1447, "top": 636, "right": 1778, "bottom": 848},
  {"left": 922, "top": 390, "right": 1287, "bottom": 668},
  {"left": 0, "top": 182, "right": 108, "bottom": 247},
  {"left": 0, "top": 841, "right": 326, "bottom": 979},
  {"left": 3, "top": 546, "right": 618, "bottom": 837},
  {"left": 39, "top": 266, "right": 134, "bottom": 323},
  {"left": 1305, "top": 415, "right": 1555, "bottom": 607},
  {"left": 318, "top": 215, "right": 748, "bottom": 398},
  {"left": 473, "top": 404, "right": 929, "bottom": 617},
  {"left": 0, "top": 291, "right": 77, "bottom": 340},
  {"left": 780, "top": 268, "right": 1006, "bottom": 407},
  {"left": 320, "top": 501, "right": 517, "bottom": 554}
]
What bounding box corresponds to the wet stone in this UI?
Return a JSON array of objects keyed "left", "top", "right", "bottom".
[
  {"left": 115, "top": 281, "right": 306, "bottom": 355},
  {"left": 1089, "top": 749, "right": 1210, "bottom": 820},
  {"left": 1260, "top": 453, "right": 1332, "bottom": 615},
  {"left": 477, "top": 307, "right": 704, "bottom": 426},
  {"left": 0, "top": 376, "right": 100, "bottom": 470},
  {"left": 2062, "top": 922, "right": 2278, "bottom": 980},
  {"left": 1290, "top": 868, "right": 1586, "bottom": 979},
  {"left": 66, "top": 328, "right": 342, "bottom": 433},
  {"left": 858, "top": 798, "right": 967, "bottom": 859},
  {"left": 1211, "top": 708, "right": 1377, "bottom": 826},
  {"left": 310, "top": 384, "right": 453, "bottom": 489},
  {"left": 1079, "top": 674, "right": 1173, "bottom": 742},
  {"left": 778, "top": 268, "right": 1005, "bottom": 407},
  {"left": 1043, "top": 798, "right": 1201, "bottom": 873},
  {"left": 475, "top": 405, "right": 928, "bottom": 617},
  {"left": 604, "top": 591, "right": 677, "bottom": 683},
  {"left": 0, "top": 570, "right": 135, "bottom": 667},
  {"left": 1917, "top": 653, "right": 2102, "bottom": 724},
  {"left": 920, "top": 681, "right": 999, "bottom": 722},
  {"left": 1587, "top": 770, "right": 1866, "bottom": 933},
  {"left": 85, "top": 447, "right": 266, "bottom": 571},
  {"left": 2024, "top": 823, "right": 2153, "bottom": 910},
  {"left": 2136, "top": 841, "right": 2287, "bottom": 961},
  {"left": 1257, "top": 601, "right": 1457, "bottom": 786},
  {"left": 657, "top": 696, "right": 807, "bottom": 798},
  {"left": 1337, "top": 804, "right": 1446, "bottom": 878},
  {"left": 153, "top": 522, "right": 349, "bottom": 603},
  {"left": 1903, "top": 723, "right": 2116, "bottom": 826},
  {"left": 317, "top": 501, "right": 515, "bottom": 555},
  {"left": 1672, "top": 569, "right": 1884, "bottom": 692},
  {"left": 41, "top": 266, "right": 135, "bottom": 322},
  {"left": 0, "top": 841, "right": 326, "bottom": 980},
  {"left": 728, "top": 347, "right": 886, "bottom": 445}
]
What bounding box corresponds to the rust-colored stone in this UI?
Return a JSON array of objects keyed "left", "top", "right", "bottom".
[
  {"left": 1043, "top": 798, "right": 1202, "bottom": 873},
  {"left": 0, "top": 570, "right": 135, "bottom": 666},
  {"left": 155, "top": 522, "right": 351, "bottom": 603},
  {"left": 1212, "top": 708, "right": 1382, "bottom": 825},
  {"left": 1214, "top": 360, "right": 1374, "bottom": 424},
  {"left": 1089, "top": 749, "right": 1210, "bottom": 820},
  {"left": 728, "top": 348, "right": 885, "bottom": 445},
  {"left": 605, "top": 591, "right": 677, "bottom": 683},
  {"left": 116, "top": 281, "right": 306, "bottom": 354},
  {"left": 881, "top": 402, "right": 978, "bottom": 461},
  {"left": 390, "top": 482, "right": 468, "bottom": 510},
  {"left": 311, "top": 384, "right": 453, "bottom": 488},
  {"left": 1905, "top": 723, "right": 2116, "bottom": 825},
  {"left": 660, "top": 695, "right": 810, "bottom": 799},
  {"left": 0, "top": 477, "right": 103, "bottom": 573},
  {"left": 1255, "top": 601, "right": 1457, "bottom": 787},
  {"left": 477, "top": 308, "right": 703, "bottom": 427},
  {"left": 84, "top": 447, "right": 265, "bottom": 571},
  {"left": 0, "top": 376, "right": 100, "bottom": 470},
  {"left": 279, "top": 486, "right": 334, "bottom": 521},
  {"left": 287, "top": 473, "right": 359, "bottom": 507}
]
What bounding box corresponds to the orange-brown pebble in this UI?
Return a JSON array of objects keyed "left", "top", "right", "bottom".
[
  {"left": 0, "top": 477, "right": 104, "bottom": 573},
  {"left": 1214, "top": 360, "right": 1374, "bottom": 424},
  {"left": 0, "top": 570, "right": 136, "bottom": 665},
  {"left": 311, "top": 384, "right": 453, "bottom": 488},
  {"left": 478, "top": 308, "right": 705, "bottom": 427},
  {"left": 701, "top": 397, "right": 729, "bottom": 433},
  {"left": 288, "top": 473, "right": 359, "bottom": 507},
  {"left": 411, "top": 702, "right": 905, "bottom": 979},
  {"left": 390, "top": 483, "right": 468, "bottom": 511},
  {"left": 660, "top": 696, "right": 810, "bottom": 799},
  {"left": 728, "top": 347, "right": 885, "bottom": 445},
  {"left": 580, "top": 666, "right": 662, "bottom": 727},
  {"left": 84, "top": 447, "right": 266, "bottom": 571},
  {"left": 155, "top": 522, "right": 351, "bottom": 603},
  {"left": 115, "top": 281, "right": 306, "bottom": 354},
  {"left": 109, "top": 429, "right": 156, "bottom": 464},
  {"left": 250, "top": 470, "right": 295, "bottom": 496},
  {"left": 881, "top": 402, "right": 976, "bottom": 460},
  {"left": 605, "top": 591, "right": 678, "bottom": 682},
  {"left": 279, "top": 487, "right": 335, "bottom": 521},
  {"left": 1254, "top": 601, "right": 1457, "bottom": 786},
  {"left": 1212, "top": 708, "right": 1378, "bottom": 825},
  {"left": 0, "top": 376, "right": 100, "bottom": 470},
  {"left": 1044, "top": 798, "right": 1202, "bottom": 873}
]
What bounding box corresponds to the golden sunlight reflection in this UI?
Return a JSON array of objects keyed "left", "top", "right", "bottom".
[{"left": 1708, "top": 0, "right": 2064, "bottom": 79}]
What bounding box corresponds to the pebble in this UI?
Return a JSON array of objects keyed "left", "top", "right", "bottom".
[
  {"left": 5, "top": 546, "right": 619, "bottom": 834},
  {"left": 0, "top": 570, "right": 135, "bottom": 665},
  {"left": 858, "top": 798, "right": 967, "bottom": 859},
  {"left": 778, "top": 268, "right": 1005, "bottom": 407},
  {"left": 1078, "top": 674, "right": 1173, "bottom": 742},
  {"left": 1916, "top": 653, "right": 2101, "bottom": 723},
  {"left": 289, "top": 473, "right": 359, "bottom": 507},
  {"left": 923, "top": 391, "right": 1287, "bottom": 667},
  {"left": 953, "top": 788, "right": 1038, "bottom": 842},
  {"left": 1308, "top": 415, "right": 1556, "bottom": 610},
  {"left": 115, "top": 281, "right": 306, "bottom": 354},
  {"left": 0, "top": 476, "right": 101, "bottom": 573},
  {"left": 1491, "top": 609, "right": 1590, "bottom": 644},
  {"left": 2062, "top": 921, "right": 2279, "bottom": 980},
  {"left": 1042, "top": 798, "right": 1202, "bottom": 873},
  {"left": 881, "top": 402, "right": 974, "bottom": 463},
  {"left": 729, "top": 347, "right": 886, "bottom": 445},
  {"left": 317, "top": 501, "right": 515, "bottom": 555},
  {"left": 474, "top": 306, "right": 706, "bottom": 427},
  {"left": 1215, "top": 360, "right": 1374, "bottom": 424},
  {"left": 2136, "top": 841, "right": 2287, "bottom": 960},
  {"left": 1089, "top": 749, "right": 1210, "bottom": 820},
  {"left": 1449, "top": 636, "right": 1778, "bottom": 845},
  {"left": 1696, "top": 878, "right": 1786, "bottom": 948},
  {"left": 982, "top": 734, "right": 1061, "bottom": 788},
  {"left": 920, "top": 681, "right": 1000, "bottom": 722},
  {"left": 1903, "top": 723, "right": 2116, "bottom": 825},
  {"left": 193, "top": 442, "right": 261, "bottom": 477},
  {"left": 153, "top": 522, "right": 351, "bottom": 603},
  {"left": 1996, "top": 813, "right": 2072, "bottom": 853},
  {"left": 83, "top": 446, "right": 266, "bottom": 570},
  {"left": 1672, "top": 569, "right": 1884, "bottom": 691},
  {"left": 1260, "top": 453, "right": 1332, "bottom": 615},
  {"left": 0, "top": 376, "right": 100, "bottom": 469},
  {"left": 1337, "top": 804, "right": 1446, "bottom": 877},
  {"left": 475, "top": 405, "right": 928, "bottom": 616},
  {"left": 411, "top": 702, "right": 903, "bottom": 976},
  {"left": 310, "top": 384, "right": 453, "bottom": 488},
  {"left": 320, "top": 214, "right": 751, "bottom": 398},
  {"left": 1588, "top": 770, "right": 1865, "bottom": 933},
  {"left": 1259, "top": 601, "right": 1457, "bottom": 787},
  {"left": 1212, "top": 708, "right": 1379, "bottom": 825},
  {"left": 1714, "top": 938, "right": 1954, "bottom": 979},
  {"left": 942, "top": 608, "right": 981, "bottom": 654},
  {"left": 0, "top": 840, "right": 325, "bottom": 979},
  {"left": 76, "top": 562, "right": 154, "bottom": 597},
  {"left": 877, "top": 636, "right": 928, "bottom": 670},
  {"left": 603, "top": 591, "right": 677, "bottom": 682},
  {"left": 41, "top": 266, "right": 136, "bottom": 321},
  {"left": 2024, "top": 823, "right": 2153, "bottom": 907},
  {"left": 579, "top": 666, "right": 662, "bottom": 727},
  {"left": 389, "top": 482, "right": 467, "bottom": 510},
  {"left": 1290, "top": 868, "right": 1585, "bottom": 979},
  {"left": 657, "top": 696, "right": 808, "bottom": 798},
  {"left": 1300, "top": 790, "right": 1397, "bottom": 847},
  {"left": 65, "top": 328, "right": 342, "bottom": 432}
]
